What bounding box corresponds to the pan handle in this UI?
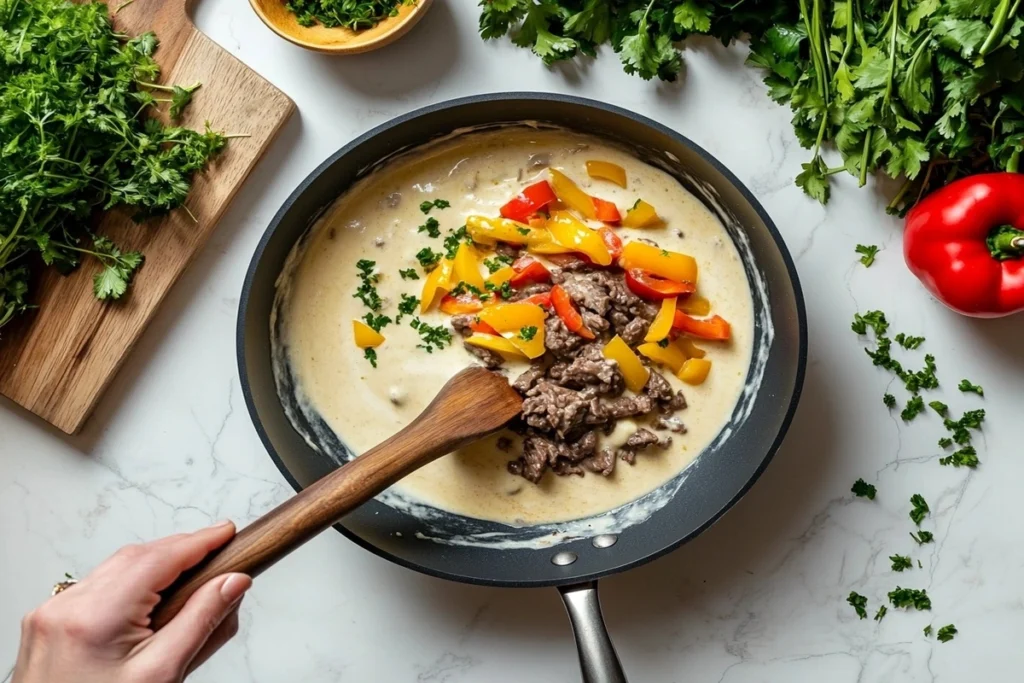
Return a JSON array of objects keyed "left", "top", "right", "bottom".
[{"left": 558, "top": 581, "right": 628, "bottom": 683}]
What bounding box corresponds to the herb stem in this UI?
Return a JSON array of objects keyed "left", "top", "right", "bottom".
[
  {"left": 859, "top": 129, "right": 872, "bottom": 187},
  {"left": 979, "top": 0, "right": 1015, "bottom": 58}
]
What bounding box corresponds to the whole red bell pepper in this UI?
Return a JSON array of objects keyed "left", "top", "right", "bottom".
[
  {"left": 904, "top": 173, "right": 1024, "bottom": 317},
  {"left": 625, "top": 268, "right": 696, "bottom": 299},
  {"left": 500, "top": 181, "right": 557, "bottom": 223}
]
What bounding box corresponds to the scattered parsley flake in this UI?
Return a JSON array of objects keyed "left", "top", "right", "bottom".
[
  {"left": 443, "top": 226, "right": 472, "bottom": 259},
  {"left": 418, "top": 217, "right": 441, "bottom": 238},
  {"left": 396, "top": 294, "right": 418, "bottom": 323},
  {"left": 958, "top": 379, "right": 983, "bottom": 396},
  {"left": 890, "top": 554, "right": 913, "bottom": 572},
  {"left": 354, "top": 259, "right": 382, "bottom": 311},
  {"left": 409, "top": 317, "right": 453, "bottom": 353},
  {"left": 484, "top": 255, "right": 513, "bottom": 273},
  {"left": 851, "top": 478, "right": 876, "bottom": 500},
  {"left": 911, "top": 530, "right": 934, "bottom": 545},
  {"left": 924, "top": 625, "right": 933, "bottom": 637},
  {"left": 928, "top": 401, "right": 948, "bottom": 416},
  {"left": 485, "top": 280, "right": 514, "bottom": 300},
  {"left": 856, "top": 244, "right": 879, "bottom": 267},
  {"left": 895, "top": 332, "right": 925, "bottom": 350},
  {"left": 874, "top": 605, "right": 888, "bottom": 622},
  {"left": 910, "top": 494, "right": 929, "bottom": 526},
  {"left": 889, "top": 587, "right": 931, "bottom": 611},
  {"left": 943, "top": 409, "right": 986, "bottom": 445},
  {"left": 901, "top": 396, "right": 925, "bottom": 422},
  {"left": 937, "top": 624, "right": 957, "bottom": 643},
  {"left": 399, "top": 268, "right": 419, "bottom": 281},
  {"left": 883, "top": 393, "right": 896, "bottom": 408},
  {"left": 415, "top": 247, "right": 441, "bottom": 269},
  {"left": 419, "top": 198, "right": 450, "bottom": 214},
  {"left": 363, "top": 348, "right": 378, "bottom": 368},
  {"left": 939, "top": 445, "right": 979, "bottom": 468},
  {"left": 847, "top": 592, "right": 868, "bottom": 619},
  {"left": 518, "top": 325, "right": 538, "bottom": 341},
  {"left": 938, "top": 437, "right": 953, "bottom": 449},
  {"left": 362, "top": 312, "right": 392, "bottom": 333},
  {"left": 657, "top": 338, "right": 670, "bottom": 348},
  {"left": 852, "top": 310, "right": 889, "bottom": 336}
]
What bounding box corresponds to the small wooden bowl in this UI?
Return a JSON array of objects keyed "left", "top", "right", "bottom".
[{"left": 249, "top": 0, "right": 433, "bottom": 54}]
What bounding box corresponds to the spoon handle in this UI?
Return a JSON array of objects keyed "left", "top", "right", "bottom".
[{"left": 151, "top": 368, "right": 521, "bottom": 629}]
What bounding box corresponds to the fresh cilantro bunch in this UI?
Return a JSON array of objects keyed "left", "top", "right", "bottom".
[
  {"left": 0, "top": 0, "right": 226, "bottom": 336},
  {"left": 286, "top": 0, "right": 413, "bottom": 29},
  {"left": 478, "top": 0, "right": 793, "bottom": 81},
  {"left": 747, "top": 0, "right": 1024, "bottom": 209}
]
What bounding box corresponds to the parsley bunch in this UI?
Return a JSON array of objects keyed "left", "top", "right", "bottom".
[
  {"left": 0, "top": 0, "right": 226, "bottom": 335},
  {"left": 286, "top": 0, "right": 414, "bottom": 29}
]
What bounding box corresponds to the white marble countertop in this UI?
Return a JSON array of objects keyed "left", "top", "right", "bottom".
[{"left": 3, "top": 2, "right": 1023, "bottom": 681}]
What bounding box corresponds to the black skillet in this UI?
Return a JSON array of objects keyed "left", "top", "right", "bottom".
[{"left": 235, "top": 94, "right": 807, "bottom": 682}]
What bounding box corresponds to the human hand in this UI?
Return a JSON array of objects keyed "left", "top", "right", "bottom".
[{"left": 13, "top": 520, "right": 252, "bottom": 683}]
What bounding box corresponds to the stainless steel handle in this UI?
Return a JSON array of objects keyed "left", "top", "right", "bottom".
[{"left": 558, "top": 581, "right": 628, "bottom": 683}]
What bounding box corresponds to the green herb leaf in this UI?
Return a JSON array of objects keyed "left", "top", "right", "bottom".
[
  {"left": 911, "top": 530, "right": 934, "bottom": 545},
  {"left": 874, "top": 605, "right": 888, "bottom": 622},
  {"left": 443, "top": 226, "right": 472, "bottom": 259},
  {"left": 888, "top": 587, "right": 931, "bottom": 610},
  {"left": 397, "top": 293, "right": 419, "bottom": 323},
  {"left": 928, "top": 400, "right": 948, "bottom": 416},
  {"left": 852, "top": 311, "right": 889, "bottom": 336},
  {"left": 852, "top": 478, "right": 877, "bottom": 500},
  {"left": 910, "top": 494, "right": 930, "bottom": 526},
  {"left": 890, "top": 554, "right": 913, "bottom": 572},
  {"left": 958, "top": 379, "right": 984, "bottom": 396},
  {"left": 895, "top": 332, "right": 925, "bottom": 349},
  {"left": 90, "top": 236, "right": 144, "bottom": 301},
  {"left": 416, "top": 247, "right": 442, "bottom": 270},
  {"left": 883, "top": 393, "right": 896, "bottom": 408},
  {"left": 847, "top": 591, "right": 868, "bottom": 619},
  {"left": 399, "top": 268, "right": 420, "bottom": 280},
  {"left": 924, "top": 624, "right": 934, "bottom": 637},
  {"left": 937, "top": 624, "right": 957, "bottom": 643},
  {"left": 418, "top": 217, "right": 441, "bottom": 238},
  {"left": 939, "top": 445, "right": 979, "bottom": 468},
  {"left": 363, "top": 348, "right": 378, "bottom": 368},
  {"left": 419, "top": 198, "right": 451, "bottom": 214},
  {"left": 362, "top": 312, "right": 392, "bottom": 333},
  {"left": 409, "top": 316, "right": 453, "bottom": 353},
  {"left": 856, "top": 244, "right": 880, "bottom": 267},
  {"left": 285, "top": 0, "right": 410, "bottom": 29},
  {"left": 354, "top": 259, "right": 382, "bottom": 310},
  {"left": 484, "top": 255, "right": 513, "bottom": 273},
  {"left": 518, "top": 325, "right": 538, "bottom": 341},
  {"left": 901, "top": 395, "right": 925, "bottom": 422}
]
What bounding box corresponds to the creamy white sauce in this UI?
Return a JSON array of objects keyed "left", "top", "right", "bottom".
[{"left": 274, "top": 129, "right": 756, "bottom": 529}]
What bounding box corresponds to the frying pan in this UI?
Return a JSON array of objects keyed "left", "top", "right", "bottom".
[{"left": 237, "top": 93, "right": 807, "bottom": 682}]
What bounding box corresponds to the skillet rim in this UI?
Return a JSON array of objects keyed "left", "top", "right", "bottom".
[{"left": 237, "top": 92, "right": 808, "bottom": 587}]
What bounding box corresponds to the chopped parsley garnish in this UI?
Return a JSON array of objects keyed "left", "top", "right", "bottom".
[
  {"left": 451, "top": 281, "right": 491, "bottom": 300},
  {"left": 396, "top": 294, "right": 419, "bottom": 323},
  {"left": 354, "top": 259, "right": 382, "bottom": 311},
  {"left": 415, "top": 247, "right": 441, "bottom": 269},
  {"left": 901, "top": 396, "right": 925, "bottom": 422},
  {"left": 890, "top": 555, "right": 913, "bottom": 572},
  {"left": 895, "top": 333, "right": 925, "bottom": 350},
  {"left": 883, "top": 393, "right": 896, "bottom": 408},
  {"left": 888, "top": 587, "right": 931, "bottom": 611},
  {"left": 362, "top": 312, "right": 392, "bottom": 333},
  {"left": 910, "top": 494, "right": 929, "bottom": 526},
  {"left": 938, "top": 437, "right": 953, "bottom": 449},
  {"left": 419, "top": 198, "right": 450, "bottom": 214},
  {"left": 518, "top": 325, "right": 538, "bottom": 341},
  {"left": 847, "top": 592, "right": 868, "bottom": 620},
  {"left": 874, "top": 605, "right": 888, "bottom": 622},
  {"left": 910, "top": 530, "right": 934, "bottom": 545},
  {"left": 484, "top": 255, "right": 513, "bottom": 273},
  {"left": 363, "top": 348, "right": 378, "bottom": 368},
  {"left": 928, "top": 401, "right": 948, "bottom": 416},
  {"left": 851, "top": 478, "right": 876, "bottom": 500},
  {"left": 516, "top": 227, "right": 531, "bottom": 236},
  {"left": 852, "top": 310, "right": 889, "bottom": 336},
  {"left": 657, "top": 338, "right": 670, "bottom": 348},
  {"left": 939, "top": 446, "right": 979, "bottom": 469},
  {"left": 409, "top": 317, "right": 453, "bottom": 353},
  {"left": 958, "top": 379, "right": 984, "bottom": 396},
  {"left": 399, "top": 268, "right": 419, "bottom": 280},
  {"left": 418, "top": 217, "right": 441, "bottom": 238},
  {"left": 855, "top": 244, "right": 879, "bottom": 267},
  {"left": 443, "top": 226, "right": 472, "bottom": 259},
  {"left": 937, "top": 624, "right": 957, "bottom": 643},
  {"left": 924, "top": 625, "right": 933, "bottom": 637},
  {"left": 484, "top": 280, "right": 514, "bottom": 300},
  {"left": 943, "top": 409, "right": 986, "bottom": 446}
]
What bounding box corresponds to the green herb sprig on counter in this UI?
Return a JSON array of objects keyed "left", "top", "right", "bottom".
[
  {"left": 0, "top": 0, "right": 228, "bottom": 335},
  {"left": 958, "top": 379, "right": 984, "bottom": 396},
  {"left": 937, "top": 624, "right": 957, "bottom": 643},
  {"left": 874, "top": 605, "right": 887, "bottom": 622},
  {"left": 890, "top": 554, "right": 913, "bottom": 572},
  {"left": 851, "top": 478, "right": 876, "bottom": 500},
  {"left": 910, "top": 494, "right": 929, "bottom": 526},
  {"left": 847, "top": 591, "right": 868, "bottom": 619},
  {"left": 856, "top": 244, "right": 879, "bottom": 267},
  {"left": 286, "top": 0, "right": 412, "bottom": 30},
  {"left": 889, "top": 587, "right": 931, "bottom": 611},
  {"left": 910, "top": 530, "right": 934, "bottom": 545}
]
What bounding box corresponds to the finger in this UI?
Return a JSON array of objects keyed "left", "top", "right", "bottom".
[
  {"left": 185, "top": 604, "right": 241, "bottom": 676},
  {"left": 144, "top": 521, "right": 238, "bottom": 592},
  {"left": 142, "top": 573, "right": 251, "bottom": 675}
]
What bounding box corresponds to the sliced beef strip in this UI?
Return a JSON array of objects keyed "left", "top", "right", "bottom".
[
  {"left": 653, "top": 415, "right": 687, "bottom": 433},
  {"left": 617, "top": 428, "right": 666, "bottom": 464},
  {"left": 510, "top": 431, "right": 597, "bottom": 483},
  {"left": 547, "top": 344, "right": 623, "bottom": 395},
  {"left": 643, "top": 370, "right": 687, "bottom": 411},
  {"left": 521, "top": 381, "right": 590, "bottom": 439},
  {"left": 549, "top": 256, "right": 593, "bottom": 278},
  {"left": 509, "top": 282, "right": 552, "bottom": 301},
  {"left": 463, "top": 341, "right": 504, "bottom": 369},
  {"left": 586, "top": 393, "right": 655, "bottom": 424},
  {"left": 618, "top": 317, "right": 649, "bottom": 346},
  {"left": 494, "top": 242, "right": 522, "bottom": 260},
  {"left": 582, "top": 311, "right": 611, "bottom": 335},
  {"left": 544, "top": 315, "right": 587, "bottom": 358},
  {"left": 450, "top": 314, "right": 476, "bottom": 338},
  {"left": 512, "top": 363, "right": 547, "bottom": 394},
  {"left": 593, "top": 270, "right": 659, "bottom": 321},
  {"left": 581, "top": 448, "right": 617, "bottom": 476},
  {"left": 559, "top": 272, "right": 611, "bottom": 315}
]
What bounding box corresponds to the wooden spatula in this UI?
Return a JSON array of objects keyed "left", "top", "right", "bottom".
[{"left": 151, "top": 367, "right": 523, "bottom": 628}]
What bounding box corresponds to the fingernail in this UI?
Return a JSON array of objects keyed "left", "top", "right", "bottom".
[
  {"left": 220, "top": 573, "right": 252, "bottom": 603},
  {"left": 213, "top": 519, "right": 234, "bottom": 528}
]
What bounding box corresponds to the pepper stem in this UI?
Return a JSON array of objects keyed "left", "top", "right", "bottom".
[{"left": 987, "top": 225, "right": 1024, "bottom": 260}]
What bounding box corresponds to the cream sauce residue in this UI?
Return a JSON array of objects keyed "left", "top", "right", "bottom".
[{"left": 277, "top": 129, "right": 754, "bottom": 526}]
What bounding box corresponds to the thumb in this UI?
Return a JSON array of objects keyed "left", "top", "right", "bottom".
[{"left": 143, "top": 573, "right": 251, "bottom": 676}]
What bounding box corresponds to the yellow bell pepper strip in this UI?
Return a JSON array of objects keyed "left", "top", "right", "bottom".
[
  {"left": 465, "top": 215, "right": 535, "bottom": 246},
  {"left": 549, "top": 169, "right": 597, "bottom": 219},
  {"left": 672, "top": 311, "right": 731, "bottom": 341},
  {"left": 602, "top": 335, "right": 650, "bottom": 394},
  {"left": 420, "top": 257, "right": 453, "bottom": 312},
  {"left": 622, "top": 199, "right": 661, "bottom": 228},
  {"left": 586, "top": 160, "right": 627, "bottom": 188},
  {"left": 352, "top": 319, "right": 385, "bottom": 349},
  {"left": 547, "top": 211, "right": 613, "bottom": 266},
  {"left": 620, "top": 241, "right": 698, "bottom": 284},
  {"left": 486, "top": 265, "right": 516, "bottom": 288},
  {"left": 676, "top": 337, "right": 707, "bottom": 359},
  {"left": 452, "top": 243, "right": 485, "bottom": 291},
  {"left": 550, "top": 284, "right": 595, "bottom": 339},
  {"left": 678, "top": 358, "right": 712, "bottom": 385},
  {"left": 637, "top": 340, "right": 687, "bottom": 374},
  {"left": 477, "top": 302, "right": 547, "bottom": 359},
  {"left": 644, "top": 297, "right": 677, "bottom": 342},
  {"left": 679, "top": 295, "right": 711, "bottom": 316},
  {"left": 525, "top": 228, "right": 576, "bottom": 255},
  {"left": 465, "top": 333, "right": 529, "bottom": 361}
]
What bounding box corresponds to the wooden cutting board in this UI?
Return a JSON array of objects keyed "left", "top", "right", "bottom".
[{"left": 0, "top": 0, "right": 294, "bottom": 434}]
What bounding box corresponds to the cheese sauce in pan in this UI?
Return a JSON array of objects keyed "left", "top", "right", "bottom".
[{"left": 277, "top": 129, "right": 754, "bottom": 526}]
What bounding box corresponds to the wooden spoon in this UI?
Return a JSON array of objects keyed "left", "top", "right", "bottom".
[{"left": 151, "top": 367, "right": 522, "bottom": 628}]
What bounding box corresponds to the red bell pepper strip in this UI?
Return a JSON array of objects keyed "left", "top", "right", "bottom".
[
  {"left": 592, "top": 197, "right": 621, "bottom": 224},
  {"left": 522, "top": 292, "right": 552, "bottom": 310},
  {"left": 672, "top": 311, "right": 731, "bottom": 341},
  {"left": 439, "top": 293, "right": 484, "bottom": 315},
  {"left": 469, "top": 318, "right": 500, "bottom": 335},
  {"left": 624, "top": 268, "right": 694, "bottom": 300},
  {"left": 509, "top": 255, "right": 552, "bottom": 288},
  {"left": 599, "top": 227, "right": 622, "bottom": 261},
  {"left": 904, "top": 173, "right": 1024, "bottom": 317},
  {"left": 500, "top": 181, "right": 557, "bottom": 223},
  {"left": 551, "top": 284, "right": 595, "bottom": 339}
]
